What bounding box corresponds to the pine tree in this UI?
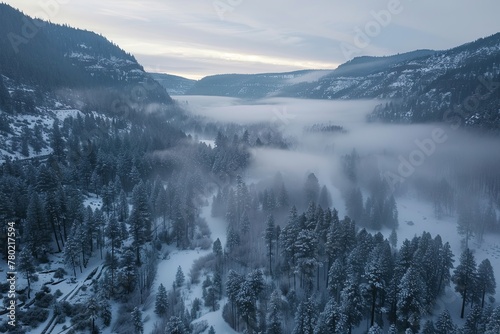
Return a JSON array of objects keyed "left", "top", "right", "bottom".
[
  {"left": 304, "top": 173, "right": 320, "bottom": 206},
  {"left": 24, "top": 191, "right": 52, "bottom": 256},
  {"left": 435, "top": 309, "right": 456, "bottom": 334},
  {"left": 367, "top": 324, "right": 383, "bottom": 334},
  {"left": 117, "top": 189, "right": 129, "bottom": 222},
  {"left": 387, "top": 324, "right": 397, "bottom": 334},
  {"left": 452, "top": 248, "right": 478, "bottom": 318},
  {"left": 462, "top": 305, "right": 484, "bottom": 334},
  {"left": 396, "top": 265, "right": 425, "bottom": 332},
  {"left": 0, "top": 75, "right": 12, "bottom": 113},
  {"left": 213, "top": 238, "right": 223, "bottom": 270},
  {"left": 212, "top": 270, "right": 222, "bottom": 300},
  {"left": 328, "top": 257, "right": 347, "bottom": 300},
  {"left": 51, "top": 119, "right": 65, "bottom": 160},
  {"left": 318, "top": 185, "right": 331, "bottom": 209},
  {"left": 346, "top": 187, "right": 363, "bottom": 223},
  {"left": 292, "top": 297, "right": 317, "bottom": 334},
  {"left": 119, "top": 249, "right": 138, "bottom": 294},
  {"left": 280, "top": 206, "right": 300, "bottom": 288},
  {"left": 364, "top": 243, "right": 391, "bottom": 327},
  {"left": 18, "top": 248, "right": 36, "bottom": 299},
  {"left": 203, "top": 276, "right": 219, "bottom": 311},
  {"left": 175, "top": 266, "right": 185, "bottom": 288},
  {"left": 264, "top": 214, "right": 276, "bottom": 276},
  {"left": 485, "top": 306, "right": 500, "bottom": 334},
  {"left": 208, "top": 326, "right": 216, "bottom": 334},
  {"left": 64, "top": 224, "right": 82, "bottom": 277},
  {"left": 476, "top": 258, "right": 496, "bottom": 308},
  {"left": 100, "top": 299, "right": 112, "bottom": 326},
  {"left": 314, "top": 299, "right": 342, "bottom": 334},
  {"left": 457, "top": 202, "right": 475, "bottom": 248},
  {"left": 131, "top": 307, "right": 143, "bottom": 334},
  {"left": 128, "top": 182, "right": 151, "bottom": 265},
  {"left": 165, "top": 316, "right": 187, "bottom": 334},
  {"left": 435, "top": 242, "right": 454, "bottom": 296},
  {"left": 191, "top": 298, "right": 202, "bottom": 320},
  {"left": 155, "top": 283, "right": 168, "bottom": 316},
  {"left": 339, "top": 274, "right": 363, "bottom": 334},
  {"left": 389, "top": 228, "right": 398, "bottom": 248},
  {"left": 105, "top": 215, "right": 123, "bottom": 295},
  {"left": 267, "top": 290, "right": 283, "bottom": 334},
  {"left": 277, "top": 183, "right": 289, "bottom": 210},
  {"left": 295, "top": 228, "right": 318, "bottom": 292},
  {"left": 421, "top": 320, "right": 436, "bottom": 334}
]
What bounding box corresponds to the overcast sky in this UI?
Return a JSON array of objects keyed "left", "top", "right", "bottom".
[{"left": 5, "top": 0, "right": 500, "bottom": 79}]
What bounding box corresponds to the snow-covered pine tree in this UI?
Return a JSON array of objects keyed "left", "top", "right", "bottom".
[
  {"left": 64, "top": 224, "right": 82, "bottom": 277},
  {"left": 100, "top": 299, "right": 112, "bottom": 327},
  {"left": 435, "top": 241, "right": 454, "bottom": 296},
  {"left": 264, "top": 214, "right": 276, "bottom": 276},
  {"left": 292, "top": 297, "right": 317, "bottom": 334},
  {"left": 387, "top": 324, "right": 397, "bottom": 334},
  {"left": 129, "top": 181, "right": 152, "bottom": 265},
  {"left": 339, "top": 274, "right": 363, "bottom": 334},
  {"left": 131, "top": 307, "right": 143, "bottom": 334},
  {"left": 280, "top": 206, "right": 300, "bottom": 288},
  {"left": 295, "top": 228, "right": 318, "bottom": 292},
  {"left": 367, "top": 324, "right": 383, "bottom": 334},
  {"left": 165, "top": 316, "right": 188, "bottom": 334},
  {"left": 364, "top": 242, "right": 391, "bottom": 327},
  {"left": 266, "top": 290, "right": 282, "bottom": 334},
  {"left": 175, "top": 266, "right": 185, "bottom": 288},
  {"left": 155, "top": 283, "right": 169, "bottom": 316},
  {"left": 396, "top": 265, "right": 425, "bottom": 332},
  {"left": 389, "top": 228, "right": 398, "bottom": 248},
  {"left": 421, "top": 320, "right": 436, "bottom": 334},
  {"left": 314, "top": 298, "right": 342, "bottom": 334},
  {"left": 462, "top": 305, "right": 485, "bottom": 334},
  {"left": 435, "top": 309, "right": 456, "bottom": 334},
  {"left": 476, "top": 258, "right": 496, "bottom": 308},
  {"left": 18, "top": 248, "right": 36, "bottom": 299},
  {"left": 452, "top": 248, "right": 478, "bottom": 318},
  {"left": 105, "top": 214, "right": 123, "bottom": 295},
  {"left": 485, "top": 306, "right": 500, "bottom": 333}
]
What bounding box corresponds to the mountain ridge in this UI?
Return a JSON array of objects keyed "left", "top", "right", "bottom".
[{"left": 0, "top": 3, "right": 172, "bottom": 115}]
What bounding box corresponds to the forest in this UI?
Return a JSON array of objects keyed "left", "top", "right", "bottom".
[
  {"left": 0, "top": 3, "right": 499, "bottom": 334},
  {"left": 0, "top": 96, "right": 499, "bottom": 333}
]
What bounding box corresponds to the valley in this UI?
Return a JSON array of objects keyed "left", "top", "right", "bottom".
[{"left": 0, "top": 3, "right": 500, "bottom": 334}]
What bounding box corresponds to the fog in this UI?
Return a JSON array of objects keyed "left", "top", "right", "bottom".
[
  {"left": 177, "top": 96, "right": 500, "bottom": 221},
  {"left": 176, "top": 95, "right": 500, "bottom": 303}
]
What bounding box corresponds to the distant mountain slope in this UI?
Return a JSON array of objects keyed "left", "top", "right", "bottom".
[
  {"left": 149, "top": 73, "right": 196, "bottom": 95},
  {"left": 183, "top": 33, "right": 500, "bottom": 128},
  {"left": 0, "top": 3, "right": 172, "bottom": 114},
  {"left": 186, "top": 70, "right": 331, "bottom": 99}
]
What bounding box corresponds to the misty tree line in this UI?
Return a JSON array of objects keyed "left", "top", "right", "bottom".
[
  {"left": 342, "top": 149, "right": 399, "bottom": 231},
  {"left": 342, "top": 148, "right": 500, "bottom": 247},
  {"left": 190, "top": 172, "right": 498, "bottom": 334}
]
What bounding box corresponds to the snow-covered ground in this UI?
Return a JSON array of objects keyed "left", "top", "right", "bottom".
[
  {"left": 142, "top": 195, "right": 231, "bottom": 334},
  {"left": 367, "top": 194, "right": 500, "bottom": 329}
]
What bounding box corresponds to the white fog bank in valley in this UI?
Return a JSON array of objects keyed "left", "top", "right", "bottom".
[
  {"left": 178, "top": 95, "right": 500, "bottom": 190},
  {"left": 175, "top": 95, "right": 500, "bottom": 310}
]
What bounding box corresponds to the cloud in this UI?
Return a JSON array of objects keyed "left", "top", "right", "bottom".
[{"left": 4, "top": 0, "right": 500, "bottom": 79}]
